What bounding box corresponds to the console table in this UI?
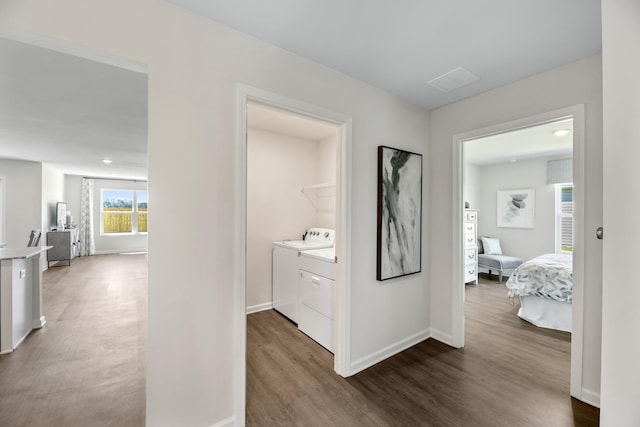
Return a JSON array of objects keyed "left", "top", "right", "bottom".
[{"left": 47, "top": 228, "right": 79, "bottom": 267}]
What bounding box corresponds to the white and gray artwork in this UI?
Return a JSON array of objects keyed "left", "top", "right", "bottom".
[
  {"left": 377, "top": 146, "right": 422, "bottom": 281},
  {"left": 497, "top": 188, "right": 535, "bottom": 228}
]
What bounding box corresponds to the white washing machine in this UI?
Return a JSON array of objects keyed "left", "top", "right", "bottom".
[
  {"left": 299, "top": 247, "right": 336, "bottom": 352},
  {"left": 272, "top": 228, "right": 334, "bottom": 323}
]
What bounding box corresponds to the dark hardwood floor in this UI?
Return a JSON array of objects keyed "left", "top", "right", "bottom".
[
  {"left": 247, "top": 274, "right": 600, "bottom": 426},
  {"left": 0, "top": 256, "right": 599, "bottom": 426},
  {"left": 0, "top": 254, "right": 147, "bottom": 427}
]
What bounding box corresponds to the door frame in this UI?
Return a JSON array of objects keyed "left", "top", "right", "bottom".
[
  {"left": 234, "top": 84, "right": 353, "bottom": 422},
  {"left": 0, "top": 176, "right": 5, "bottom": 246},
  {"left": 450, "top": 104, "right": 586, "bottom": 399}
]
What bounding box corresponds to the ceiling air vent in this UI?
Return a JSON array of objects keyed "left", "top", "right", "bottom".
[{"left": 427, "top": 66, "right": 479, "bottom": 93}]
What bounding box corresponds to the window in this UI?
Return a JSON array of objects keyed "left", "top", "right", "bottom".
[
  {"left": 101, "top": 189, "right": 148, "bottom": 235},
  {"left": 555, "top": 184, "right": 573, "bottom": 253},
  {"left": 137, "top": 191, "right": 148, "bottom": 233}
]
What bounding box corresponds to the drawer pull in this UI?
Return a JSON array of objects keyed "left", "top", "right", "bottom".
[{"left": 311, "top": 276, "right": 321, "bottom": 285}]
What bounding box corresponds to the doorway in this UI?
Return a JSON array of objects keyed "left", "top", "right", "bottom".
[
  {"left": 451, "top": 105, "right": 586, "bottom": 399},
  {"left": 235, "top": 85, "right": 352, "bottom": 421}
]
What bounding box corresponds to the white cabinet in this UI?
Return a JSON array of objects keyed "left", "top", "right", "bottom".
[
  {"left": 464, "top": 210, "right": 478, "bottom": 284},
  {"left": 298, "top": 269, "right": 334, "bottom": 352}
]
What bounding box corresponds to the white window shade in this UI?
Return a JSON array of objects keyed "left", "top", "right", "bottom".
[{"left": 548, "top": 158, "right": 573, "bottom": 184}]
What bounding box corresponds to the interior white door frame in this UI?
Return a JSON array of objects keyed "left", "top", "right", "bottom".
[
  {"left": 0, "top": 176, "right": 5, "bottom": 245},
  {"left": 235, "top": 84, "right": 353, "bottom": 423},
  {"left": 451, "top": 104, "right": 586, "bottom": 399}
]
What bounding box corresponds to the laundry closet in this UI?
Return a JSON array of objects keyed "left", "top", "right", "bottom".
[{"left": 246, "top": 102, "right": 338, "bottom": 352}]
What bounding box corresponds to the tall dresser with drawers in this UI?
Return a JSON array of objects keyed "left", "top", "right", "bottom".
[{"left": 463, "top": 210, "right": 478, "bottom": 285}]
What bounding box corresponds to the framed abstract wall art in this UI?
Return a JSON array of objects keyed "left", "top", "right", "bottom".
[
  {"left": 376, "top": 146, "right": 422, "bottom": 281},
  {"left": 497, "top": 188, "right": 535, "bottom": 228}
]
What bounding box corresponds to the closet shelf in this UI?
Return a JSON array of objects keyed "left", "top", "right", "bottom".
[{"left": 301, "top": 182, "right": 335, "bottom": 194}]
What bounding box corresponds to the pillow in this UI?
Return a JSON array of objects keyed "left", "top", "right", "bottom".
[{"left": 481, "top": 237, "right": 502, "bottom": 255}]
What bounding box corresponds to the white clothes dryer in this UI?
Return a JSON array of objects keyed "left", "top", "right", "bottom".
[{"left": 299, "top": 247, "right": 336, "bottom": 352}]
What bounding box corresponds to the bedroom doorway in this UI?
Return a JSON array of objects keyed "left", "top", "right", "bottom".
[{"left": 452, "top": 105, "right": 586, "bottom": 401}]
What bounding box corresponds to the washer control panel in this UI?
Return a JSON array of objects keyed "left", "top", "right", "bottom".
[{"left": 304, "top": 228, "right": 335, "bottom": 245}]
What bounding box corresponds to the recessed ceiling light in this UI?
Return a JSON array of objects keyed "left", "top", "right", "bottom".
[
  {"left": 509, "top": 158, "right": 517, "bottom": 163},
  {"left": 102, "top": 159, "right": 113, "bottom": 164},
  {"left": 553, "top": 129, "right": 570, "bottom": 137}
]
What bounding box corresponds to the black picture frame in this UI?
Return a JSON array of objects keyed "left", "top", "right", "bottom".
[{"left": 376, "top": 146, "right": 423, "bottom": 281}]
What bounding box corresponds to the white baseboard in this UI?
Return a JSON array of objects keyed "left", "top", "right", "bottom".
[
  {"left": 581, "top": 388, "right": 600, "bottom": 408},
  {"left": 350, "top": 329, "right": 430, "bottom": 375},
  {"left": 429, "top": 328, "right": 455, "bottom": 347},
  {"left": 209, "top": 415, "right": 236, "bottom": 427},
  {"left": 246, "top": 302, "right": 272, "bottom": 314},
  {"left": 93, "top": 249, "right": 148, "bottom": 255},
  {"left": 32, "top": 316, "right": 46, "bottom": 329}
]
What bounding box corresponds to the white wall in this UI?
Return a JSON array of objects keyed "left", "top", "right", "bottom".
[
  {"left": 0, "top": 3, "right": 430, "bottom": 425},
  {"left": 41, "top": 163, "right": 65, "bottom": 231},
  {"left": 315, "top": 133, "right": 338, "bottom": 228},
  {"left": 64, "top": 175, "right": 82, "bottom": 227},
  {"left": 601, "top": 0, "right": 640, "bottom": 424},
  {"left": 430, "top": 55, "right": 603, "bottom": 403},
  {"left": 463, "top": 162, "right": 480, "bottom": 210},
  {"left": 0, "top": 159, "right": 42, "bottom": 247},
  {"left": 474, "top": 156, "right": 568, "bottom": 262},
  {"left": 246, "top": 128, "right": 319, "bottom": 310}
]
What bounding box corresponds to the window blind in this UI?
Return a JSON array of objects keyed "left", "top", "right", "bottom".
[
  {"left": 547, "top": 158, "right": 573, "bottom": 185},
  {"left": 559, "top": 186, "right": 573, "bottom": 252}
]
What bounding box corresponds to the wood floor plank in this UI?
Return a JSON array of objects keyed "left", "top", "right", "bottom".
[
  {"left": 0, "top": 255, "right": 599, "bottom": 426},
  {"left": 247, "top": 274, "right": 600, "bottom": 426},
  {"left": 0, "top": 254, "right": 147, "bottom": 427}
]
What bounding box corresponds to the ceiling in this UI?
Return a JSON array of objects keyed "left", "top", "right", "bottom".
[
  {"left": 465, "top": 119, "right": 573, "bottom": 166},
  {"left": 0, "top": 37, "right": 148, "bottom": 180},
  {"left": 248, "top": 103, "right": 337, "bottom": 141},
  {"left": 166, "top": 0, "right": 602, "bottom": 109},
  {"left": 0, "top": 2, "right": 601, "bottom": 179}
]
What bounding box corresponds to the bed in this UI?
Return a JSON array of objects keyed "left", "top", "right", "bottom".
[{"left": 505, "top": 253, "right": 573, "bottom": 332}]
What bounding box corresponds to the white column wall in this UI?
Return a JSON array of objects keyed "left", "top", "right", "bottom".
[
  {"left": 0, "top": 159, "right": 42, "bottom": 248},
  {"left": 41, "top": 163, "right": 65, "bottom": 231},
  {"left": 600, "top": 0, "right": 640, "bottom": 424}
]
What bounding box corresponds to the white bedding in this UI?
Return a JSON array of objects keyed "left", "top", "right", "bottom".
[
  {"left": 505, "top": 253, "right": 573, "bottom": 303},
  {"left": 518, "top": 295, "right": 572, "bottom": 332}
]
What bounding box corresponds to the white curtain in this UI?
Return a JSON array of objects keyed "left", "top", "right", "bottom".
[{"left": 79, "top": 178, "right": 95, "bottom": 256}]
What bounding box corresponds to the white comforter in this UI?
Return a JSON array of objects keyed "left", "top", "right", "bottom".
[{"left": 505, "top": 253, "right": 573, "bottom": 303}]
